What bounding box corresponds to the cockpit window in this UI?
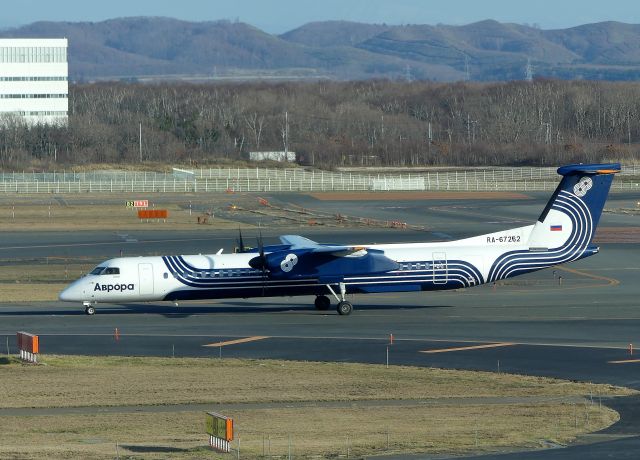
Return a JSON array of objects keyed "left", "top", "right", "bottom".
[{"left": 90, "top": 267, "right": 120, "bottom": 275}]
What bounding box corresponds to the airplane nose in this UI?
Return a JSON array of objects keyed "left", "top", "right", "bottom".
[
  {"left": 59, "top": 285, "right": 79, "bottom": 302},
  {"left": 58, "top": 287, "right": 71, "bottom": 301}
]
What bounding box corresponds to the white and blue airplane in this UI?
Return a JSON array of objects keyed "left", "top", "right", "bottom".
[{"left": 59, "top": 163, "right": 620, "bottom": 315}]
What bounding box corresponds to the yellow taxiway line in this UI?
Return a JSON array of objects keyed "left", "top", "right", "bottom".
[
  {"left": 420, "top": 342, "right": 515, "bottom": 354},
  {"left": 203, "top": 336, "right": 269, "bottom": 348},
  {"left": 607, "top": 358, "right": 640, "bottom": 364},
  {"left": 556, "top": 265, "right": 620, "bottom": 287}
]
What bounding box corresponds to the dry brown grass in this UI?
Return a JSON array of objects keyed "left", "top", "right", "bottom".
[
  {"left": 0, "top": 404, "right": 618, "bottom": 459},
  {"left": 0, "top": 356, "right": 632, "bottom": 409},
  {"left": 0, "top": 264, "right": 89, "bottom": 283},
  {"left": 0, "top": 356, "right": 628, "bottom": 459},
  {"left": 0, "top": 203, "right": 241, "bottom": 231},
  {"left": 310, "top": 191, "right": 530, "bottom": 201},
  {"left": 0, "top": 358, "right": 632, "bottom": 459},
  {"left": 0, "top": 262, "right": 93, "bottom": 301},
  {"left": 0, "top": 283, "right": 69, "bottom": 302}
]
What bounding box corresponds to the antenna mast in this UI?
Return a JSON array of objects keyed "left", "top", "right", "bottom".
[{"left": 525, "top": 58, "right": 534, "bottom": 82}]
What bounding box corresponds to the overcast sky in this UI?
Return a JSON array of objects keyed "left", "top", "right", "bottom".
[{"left": 4, "top": 0, "right": 639, "bottom": 33}]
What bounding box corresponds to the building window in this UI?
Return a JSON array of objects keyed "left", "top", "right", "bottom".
[
  {"left": 0, "top": 94, "right": 68, "bottom": 99},
  {"left": 0, "top": 77, "right": 67, "bottom": 81},
  {"left": 0, "top": 46, "right": 67, "bottom": 63}
]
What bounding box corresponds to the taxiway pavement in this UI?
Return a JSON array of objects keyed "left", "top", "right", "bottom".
[{"left": 1, "top": 191, "right": 639, "bottom": 459}]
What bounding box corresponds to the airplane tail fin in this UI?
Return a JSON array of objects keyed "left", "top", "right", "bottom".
[
  {"left": 488, "top": 163, "right": 620, "bottom": 282},
  {"left": 526, "top": 163, "right": 620, "bottom": 250}
]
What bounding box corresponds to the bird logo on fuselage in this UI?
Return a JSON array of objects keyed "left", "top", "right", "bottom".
[{"left": 280, "top": 254, "right": 298, "bottom": 272}]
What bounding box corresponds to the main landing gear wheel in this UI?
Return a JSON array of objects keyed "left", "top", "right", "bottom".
[
  {"left": 325, "top": 282, "right": 353, "bottom": 316},
  {"left": 337, "top": 301, "right": 353, "bottom": 316},
  {"left": 84, "top": 305, "right": 96, "bottom": 315},
  {"left": 314, "top": 295, "right": 331, "bottom": 310}
]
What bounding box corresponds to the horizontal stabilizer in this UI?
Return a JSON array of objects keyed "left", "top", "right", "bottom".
[{"left": 557, "top": 163, "right": 621, "bottom": 176}]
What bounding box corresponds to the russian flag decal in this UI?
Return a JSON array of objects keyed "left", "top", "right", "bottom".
[{"left": 550, "top": 225, "right": 562, "bottom": 232}]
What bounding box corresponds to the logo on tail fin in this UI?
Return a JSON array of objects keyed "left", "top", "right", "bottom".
[{"left": 573, "top": 177, "right": 593, "bottom": 197}]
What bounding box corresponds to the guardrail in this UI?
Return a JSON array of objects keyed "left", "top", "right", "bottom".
[
  {"left": 2, "top": 164, "right": 640, "bottom": 184},
  {"left": 0, "top": 177, "right": 637, "bottom": 193}
]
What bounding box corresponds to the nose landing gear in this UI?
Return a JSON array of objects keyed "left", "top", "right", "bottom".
[{"left": 82, "top": 301, "right": 96, "bottom": 315}]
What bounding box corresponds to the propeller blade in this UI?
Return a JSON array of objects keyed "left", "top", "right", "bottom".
[
  {"left": 258, "top": 230, "right": 264, "bottom": 260},
  {"left": 236, "top": 227, "right": 245, "bottom": 253},
  {"left": 258, "top": 227, "right": 266, "bottom": 297}
]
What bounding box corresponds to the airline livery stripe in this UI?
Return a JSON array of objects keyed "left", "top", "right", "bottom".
[
  {"left": 488, "top": 190, "right": 593, "bottom": 282},
  {"left": 162, "top": 255, "right": 484, "bottom": 291}
]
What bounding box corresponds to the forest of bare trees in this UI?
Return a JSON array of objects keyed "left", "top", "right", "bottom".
[{"left": 1, "top": 79, "right": 639, "bottom": 170}]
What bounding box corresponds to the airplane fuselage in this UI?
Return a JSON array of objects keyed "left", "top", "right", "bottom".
[
  {"left": 58, "top": 163, "right": 620, "bottom": 315},
  {"left": 59, "top": 226, "right": 597, "bottom": 304}
]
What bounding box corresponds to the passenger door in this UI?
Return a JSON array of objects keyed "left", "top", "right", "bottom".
[
  {"left": 432, "top": 252, "right": 447, "bottom": 284},
  {"left": 138, "top": 263, "right": 154, "bottom": 296}
]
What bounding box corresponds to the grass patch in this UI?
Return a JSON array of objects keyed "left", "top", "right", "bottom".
[
  {"left": 0, "top": 355, "right": 632, "bottom": 458},
  {"left": 0, "top": 202, "right": 241, "bottom": 231},
  {"left": 0, "top": 283, "right": 69, "bottom": 302},
  {"left": 0, "top": 404, "right": 619, "bottom": 459},
  {"left": 0, "top": 355, "right": 21, "bottom": 365},
  {"left": 0, "top": 263, "right": 91, "bottom": 283},
  {"left": 0, "top": 355, "right": 633, "bottom": 409},
  {"left": 0, "top": 260, "right": 169, "bottom": 301}
]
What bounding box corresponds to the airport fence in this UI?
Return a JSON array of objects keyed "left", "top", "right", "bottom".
[{"left": 0, "top": 165, "right": 638, "bottom": 194}]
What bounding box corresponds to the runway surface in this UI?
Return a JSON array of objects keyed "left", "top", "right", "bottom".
[{"left": 1, "top": 190, "right": 639, "bottom": 459}]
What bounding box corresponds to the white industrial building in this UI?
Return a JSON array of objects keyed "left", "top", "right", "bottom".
[
  {"left": 249, "top": 151, "right": 296, "bottom": 162},
  {"left": 0, "top": 38, "right": 68, "bottom": 126}
]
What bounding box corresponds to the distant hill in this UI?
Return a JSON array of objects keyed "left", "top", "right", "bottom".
[
  {"left": 3, "top": 17, "right": 640, "bottom": 81},
  {"left": 280, "top": 20, "right": 391, "bottom": 47}
]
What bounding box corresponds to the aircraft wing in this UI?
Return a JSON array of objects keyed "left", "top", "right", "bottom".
[
  {"left": 279, "top": 235, "right": 318, "bottom": 247},
  {"left": 252, "top": 235, "right": 399, "bottom": 280}
]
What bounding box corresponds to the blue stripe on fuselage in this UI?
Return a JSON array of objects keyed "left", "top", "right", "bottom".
[{"left": 160, "top": 256, "right": 483, "bottom": 300}]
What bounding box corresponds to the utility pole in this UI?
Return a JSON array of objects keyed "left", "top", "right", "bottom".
[
  {"left": 139, "top": 122, "right": 142, "bottom": 162},
  {"left": 284, "top": 111, "right": 289, "bottom": 156},
  {"left": 542, "top": 122, "right": 551, "bottom": 145},
  {"left": 525, "top": 58, "right": 533, "bottom": 82},
  {"left": 426, "top": 121, "right": 432, "bottom": 164},
  {"left": 627, "top": 110, "right": 632, "bottom": 146},
  {"left": 404, "top": 64, "right": 413, "bottom": 82},
  {"left": 464, "top": 55, "right": 470, "bottom": 81}
]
